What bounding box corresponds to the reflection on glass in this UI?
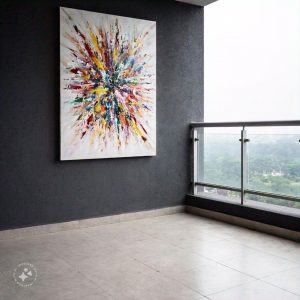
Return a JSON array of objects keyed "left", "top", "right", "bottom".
[
  {"left": 247, "top": 126, "right": 300, "bottom": 198},
  {"left": 197, "top": 127, "right": 241, "bottom": 188},
  {"left": 196, "top": 185, "right": 240, "bottom": 204},
  {"left": 245, "top": 194, "right": 300, "bottom": 216}
]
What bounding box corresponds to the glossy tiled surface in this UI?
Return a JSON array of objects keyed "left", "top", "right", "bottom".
[{"left": 0, "top": 213, "right": 299, "bottom": 299}]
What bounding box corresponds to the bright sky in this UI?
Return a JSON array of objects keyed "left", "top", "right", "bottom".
[{"left": 204, "top": 0, "right": 300, "bottom": 122}]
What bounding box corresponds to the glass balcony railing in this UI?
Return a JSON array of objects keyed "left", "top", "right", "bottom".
[{"left": 191, "top": 120, "right": 300, "bottom": 216}]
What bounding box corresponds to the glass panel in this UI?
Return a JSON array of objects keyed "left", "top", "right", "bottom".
[
  {"left": 196, "top": 127, "right": 242, "bottom": 188},
  {"left": 244, "top": 194, "right": 300, "bottom": 217},
  {"left": 196, "top": 185, "right": 240, "bottom": 204},
  {"left": 247, "top": 126, "right": 300, "bottom": 198}
]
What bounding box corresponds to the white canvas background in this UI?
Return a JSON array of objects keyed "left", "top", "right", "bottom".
[{"left": 60, "top": 7, "right": 156, "bottom": 160}]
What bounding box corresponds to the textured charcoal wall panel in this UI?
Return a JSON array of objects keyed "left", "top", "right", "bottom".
[{"left": 0, "top": 0, "right": 203, "bottom": 230}]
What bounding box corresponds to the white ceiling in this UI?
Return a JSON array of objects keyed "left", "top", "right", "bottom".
[{"left": 176, "top": 0, "right": 218, "bottom": 6}]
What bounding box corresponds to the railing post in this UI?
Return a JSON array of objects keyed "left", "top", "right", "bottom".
[
  {"left": 240, "top": 127, "right": 248, "bottom": 205},
  {"left": 192, "top": 128, "right": 198, "bottom": 195}
]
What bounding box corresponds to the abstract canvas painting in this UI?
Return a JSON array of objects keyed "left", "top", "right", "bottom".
[{"left": 60, "top": 7, "right": 156, "bottom": 160}]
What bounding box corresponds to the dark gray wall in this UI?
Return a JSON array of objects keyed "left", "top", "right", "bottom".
[{"left": 0, "top": 0, "right": 203, "bottom": 230}]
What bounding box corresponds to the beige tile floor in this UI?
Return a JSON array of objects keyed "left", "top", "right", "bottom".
[{"left": 0, "top": 213, "right": 299, "bottom": 300}]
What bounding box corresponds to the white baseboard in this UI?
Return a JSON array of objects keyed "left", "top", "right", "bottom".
[
  {"left": 1, "top": 205, "right": 298, "bottom": 242},
  {"left": 186, "top": 206, "right": 300, "bottom": 242},
  {"left": 0, "top": 205, "right": 185, "bottom": 240}
]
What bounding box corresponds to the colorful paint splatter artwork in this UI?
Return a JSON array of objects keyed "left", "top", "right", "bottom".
[{"left": 60, "top": 7, "right": 156, "bottom": 160}]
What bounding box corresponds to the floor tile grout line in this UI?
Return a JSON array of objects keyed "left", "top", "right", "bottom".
[
  {"left": 71, "top": 250, "right": 206, "bottom": 300},
  {"left": 211, "top": 241, "right": 300, "bottom": 265},
  {"left": 128, "top": 256, "right": 208, "bottom": 299},
  {"left": 201, "top": 257, "right": 263, "bottom": 281},
  {"left": 260, "top": 265, "right": 300, "bottom": 279},
  {"left": 204, "top": 278, "right": 261, "bottom": 298},
  {"left": 137, "top": 226, "right": 299, "bottom": 264},
  {"left": 160, "top": 243, "right": 262, "bottom": 281},
  {"left": 259, "top": 272, "right": 300, "bottom": 297},
  {"left": 118, "top": 244, "right": 258, "bottom": 299},
  {"left": 71, "top": 265, "right": 113, "bottom": 297},
  {"left": 221, "top": 237, "right": 300, "bottom": 263},
  {"left": 96, "top": 238, "right": 210, "bottom": 299},
  {"left": 58, "top": 245, "right": 140, "bottom": 299},
  {"left": 150, "top": 261, "right": 258, "bottom": 298},
  {"left": 168, "top": 274, "right": 226, "bottom": 299},
  {"left": 213, "top": 257, "right": 296, "bottom": 282}
]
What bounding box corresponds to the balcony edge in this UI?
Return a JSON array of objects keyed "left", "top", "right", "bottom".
[{"left": 186, "top": 194, "right": 300, "bottom": 240}]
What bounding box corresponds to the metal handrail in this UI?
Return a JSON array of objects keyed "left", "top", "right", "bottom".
[
  {"left": 191, "top": 120, "right": 300, "bottom": 128},
  {"left": 195, "top": 182, "right": 300, "bottom": 203},
  {"left": 195, "top": 182, "right": 240, "bottom": 192},
  {"left": 245, "top": 189, "right": 300, "bottom": 203}
]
